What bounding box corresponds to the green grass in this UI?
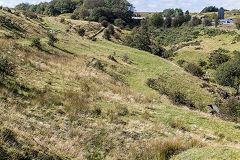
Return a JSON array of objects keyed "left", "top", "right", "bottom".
[
  {"left": 172, "top": 146, "right": 240, "bottom": 160},
  {"left": 1, "top": 9, "right": 240, "bottom": 159}
]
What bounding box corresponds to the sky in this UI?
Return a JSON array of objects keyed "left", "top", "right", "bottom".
[{"left": 0, "top": 0, "right": 240, "bottom": 12}]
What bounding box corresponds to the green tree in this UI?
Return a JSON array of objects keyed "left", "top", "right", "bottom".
[
  {"left": 164, "top": 16, "right": 172, "bottom": 28},
  {"left": 215, "top": 54, "right": 240, "bottom": 94},
  {"left": 123, "top": 26, "right": 151, "bottom": 52},
  {"left": 83, "top": 0, "right": 104, "bottom": 9},
  {"left": 150, "top": 13, "right": 164, "bottom": 28}
]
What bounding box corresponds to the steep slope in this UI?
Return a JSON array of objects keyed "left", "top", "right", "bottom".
[{"left": 0, "top": 9, "right": 240, "bottom": 159}]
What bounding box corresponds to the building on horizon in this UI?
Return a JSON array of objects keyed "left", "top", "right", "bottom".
[{"left": 218, "top": 7, "right": 224, "bottom": 19}]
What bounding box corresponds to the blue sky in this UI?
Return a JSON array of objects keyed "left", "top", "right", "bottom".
[{"left": 0, "top": 0, "right": 240, "bottom": 12}]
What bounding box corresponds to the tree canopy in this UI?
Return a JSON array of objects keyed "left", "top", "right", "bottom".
[
  {"left": 201, "top": 6, "right": 218, "bottom": 13},
  {"left": 15, "top": 0, "right": 134, "bottom": 24}
]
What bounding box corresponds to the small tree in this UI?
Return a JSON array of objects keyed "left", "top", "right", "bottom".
[
  {"left": 150, "top": 12, "right": 164, "bottom": 28},
  {"left": 164, "top": 16, "right": 172, "bottom": 28},
  {"left": 101, "top": 20, "right": 108, "bottom": 28},
  {"left": 103, "top": 29, "right": 111, "bottom": 40}
]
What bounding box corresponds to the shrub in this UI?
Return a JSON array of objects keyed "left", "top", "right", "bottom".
[
  {"left": 199, "top": 59, "right": 207, "bottom": 67},
  {"left": 103, "top": 29, "right": 111, "bottom": 40},
  {"left": 177, "top": 59, "right": 186, "bottom": 67},
  {"left": 107, "top": 55, "right": 118, "bottom": 63},
  {"left": 77, "top": 27, "right": 85, "bottom": 37},
  {"left": 114, "top": 18, "right": 125, "bottom": 27},
  {"left": 221, "top": 97, "right": 240, "bottom": 122},
  {"left": 107, "top": 24, "right": 115, "bottom": 34},
  {"left": 47, "top": 33, "right": 58, "bottom": 46},
  {"left": 184, "top": 63, "right": 204, "bottom": 77},
  {"left": 113, "top": 33, "right": 120, "bottom": 39},
  {"left": 0, "top": 56, "right": 15, "bottom": 77},
  {"left": 23, "top": 11, "right": 38, "bottom": 19},
  {"left": 14, "top": 12, "right": 20, "bottom": 16},
  {"left": 203, "top": 18, "right": 212, "bottom": 26},
  {"left": 151, "top": 44, "right": 166, "bottom": 57},
  {"left": 0, "top": 16, "right": 23, "bottom": 32},
  {"left": 31, "top": 38, "right": 41, "bottom": 50},
  {"left": 169, "top": 119, "right": 189, "bottom": 131},
  {"left": 190, "top": 17, "right": 201, "bottom": 26},
  {"left": 101, "top": 20, "right": 108, "bottom": 28},
  {"left": 150, "top": 12, "right": 164, "bottom": 28},
  {"left": 209, "top": 48, "right": 230, "bottom": 69},
  {"left": 60, "top": 18, "right": 65, "bottom": 23}
]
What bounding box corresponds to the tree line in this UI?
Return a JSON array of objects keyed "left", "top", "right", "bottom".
[{"left": 15, "top": 0, "right": 134, "bottom": 26}]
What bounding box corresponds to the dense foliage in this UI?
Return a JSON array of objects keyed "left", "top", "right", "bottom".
[
  {"left": 153, "top": 27, "right": 201, "bottom": 46},
  {"left": 215, "top": 54, "right": 240, "bottom": 94},
  {"left": 201, "top": 6, "right": 218, "bottom": 13},
  {"left": 16, "top": 0, "right": 134, "bottom": 25}
]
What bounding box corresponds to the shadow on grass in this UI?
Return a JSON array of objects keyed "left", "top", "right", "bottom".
[{"left": 54, "top": 45, "right": 74, "bottom": 55}]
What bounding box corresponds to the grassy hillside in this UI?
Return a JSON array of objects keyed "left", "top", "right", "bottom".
[{"left": 0, "top": 8, "right": 240, "bottom": 159}]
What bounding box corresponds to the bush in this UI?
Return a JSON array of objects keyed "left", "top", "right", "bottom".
[
  {"left": 221, "top": 97, "right": 240, "bottom": 122},
  {"left": 103, "top": 29, "right": 111, "bottom": 40},
  {"left": 14, "top": 12, "right": 20, "bottom": 16},
  {"left": 31, "top": 38, "right": 41, "bottom": 49},
  {"left": 209, "top": 48, "right": 230, "bottom": 69},
  {"left": 23, "top": 11, "right": 38, "bottom": 19},
  {"left": 113, "top": 33, "right": 120, "bottom": 39},
  {"left": 114, "top": 18, "right": 125, "bottom": 27},
  {"left": 0, "top": 56, "right": 15, "bottom": 77},
  {"left": 184, "top": 63, "right": 204, "bottom": 77},
  {"left": 47, "top": 33, "right": 58, "bottom": 46},
  {"left": 177, "top": 59, "right": 186, "bottom": 67},
  {"left": 107, "top": 24, "right": 115, "bottom": 34},
  {"left": 0, "top": 16, "right": 23, "bottom": 32},
  {"left": 150, "top": 12, "right": 164, "bottom": 28},
  {"left": 101, "top": 20, "right": 108, "bottom": 28},
  {"left": 60, "top": 18, "right": 65, "bottom": 23},
  {"left": 203, "top": 18, "right": 212, "bottom": 26},
  {"left": 151, "top": 44, "right": 166, "bottom": 57},
  {"left": 77, "top": 27, "right": 85, "bottom": 37},
  {"left": 199, "top": 59, "right": 207, "bottom": 67}
]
